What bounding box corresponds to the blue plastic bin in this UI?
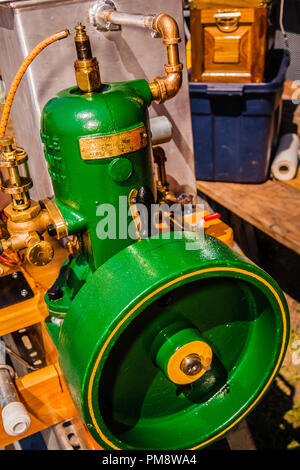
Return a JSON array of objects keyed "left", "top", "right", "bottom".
[{"left": 190, "top": 50, "right": 290, "bottom": 183}]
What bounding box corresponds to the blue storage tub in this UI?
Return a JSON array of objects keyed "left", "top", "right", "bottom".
[{"left": 190, "top": 50, "right": 290, "bottom": 183}]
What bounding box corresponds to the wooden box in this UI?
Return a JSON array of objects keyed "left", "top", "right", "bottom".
[{"left": 190, "top": 7, "right": 268, "bottom": 83}]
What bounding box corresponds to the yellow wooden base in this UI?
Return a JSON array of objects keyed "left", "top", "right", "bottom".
[
  {"left": 0, "top": 236, "right": 68, "bottom": 337},
  {"left": 0, "top": 363, "right": 77, "bottom": 448},
  {"left": 0, "top": 212, "right": 233, "bottom": 449}
]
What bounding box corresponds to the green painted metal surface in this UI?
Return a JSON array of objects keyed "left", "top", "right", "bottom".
[
  {"left": 41, "top": 79, "right": 154, "bottom": 271},
  {"left": 40, "top": 76, "right": 290, "bottom": 450},
  {"left": 58, "top": 233, "right": 289, "bottom": 450}
]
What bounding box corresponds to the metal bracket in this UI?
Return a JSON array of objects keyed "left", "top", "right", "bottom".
[
  {"left": 0, "top": 364, "right": 15, "bottom": 380},
  {"left": 0, "top": 272, "right": 34, "bottom": 309}
]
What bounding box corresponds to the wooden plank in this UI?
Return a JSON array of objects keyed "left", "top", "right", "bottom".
[
  {"left": 197, "top": 179, "right": 300, "bottom": 255},
  {"left": 0, "top": 363, "right": 77, "bottom": 448},
  {"left": 282, "top": 168, "right": 300, "bottom": 191}
]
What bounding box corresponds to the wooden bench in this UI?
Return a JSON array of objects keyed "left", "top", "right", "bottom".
[{"left": 197, "top": 172, "right": 300, "bottom": 256}]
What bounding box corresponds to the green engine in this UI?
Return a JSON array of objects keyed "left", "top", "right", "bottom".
[{"left": 1, "top": 20, "right": 289, "bottom": 450}]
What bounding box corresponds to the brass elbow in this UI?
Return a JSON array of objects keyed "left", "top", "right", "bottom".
[
  {"left": 95, "top": 10, "right": 182, "bottom": 103},
  {"left": 148, "top": 14, "right": 183, "bottom": 103}
]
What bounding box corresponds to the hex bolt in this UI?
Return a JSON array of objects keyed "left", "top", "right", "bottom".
[
  {"left": 20, "top": 289, "right": 28, "bottom": 298},
  {"left": 12, "top": 272, "right": 18, "bottom": 279}
]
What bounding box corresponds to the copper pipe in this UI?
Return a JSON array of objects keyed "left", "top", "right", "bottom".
[
  {"left": 97, "top": 11, "right": 183, "bottom": 103},
  {"left": 148, "top": 13, "right": 183, "bottom": 103}
]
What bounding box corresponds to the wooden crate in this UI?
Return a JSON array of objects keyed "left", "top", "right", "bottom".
[{"left": 190, "top": 7, "right": 267, "bottom": 83}]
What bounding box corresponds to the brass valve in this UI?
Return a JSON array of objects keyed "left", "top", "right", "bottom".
[
  {"left": 0, "top": 136, "right": 32, "bottom": 212},
  {"left": 0, "top": 138, "right": 67, "bottom": 266},
  {"left": 74, "top": 24, "right": 101, "bottom": 93}
]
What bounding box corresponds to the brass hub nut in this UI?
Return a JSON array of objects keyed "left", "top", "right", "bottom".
[{"left": 74, "top": 57, "right": 101, "bottom": 93}]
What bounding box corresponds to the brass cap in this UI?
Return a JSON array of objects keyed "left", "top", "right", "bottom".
[
  {"left": 26, "top": 239, "right": 54, "bottom": 266},
  {"left": 74, "top": 24, "right": 101, "bottom": 92}
]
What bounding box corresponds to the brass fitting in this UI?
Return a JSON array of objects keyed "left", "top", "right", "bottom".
[
  {"left": 74, "top": 58, "right": 101, "bottom": 93},
  {"left": 152, "top": 146, "right": 177, "bottom": 204},
  {"left": 148, "top": 14, "right": 183, "bottom": 103},
  {"left": 0, "top": 136, "right": 32, "bottom": 211},
  {"left": 0, "top": 198, "right": 67, "bottom": 266},
  {"left": 153, "top": 146, "right": 169, "bottom": 195},
  {"left": 0, "top": 138, "right": 67, "bottom": 265},
  {"left": 0, "top": 205, "right": 52, "bottom": 265},
  {"left": 96, "top": 10, "right": 182, "bottom": 103},
  {"left": 74, "top": 24, "right": 101, "bottom": 93}
]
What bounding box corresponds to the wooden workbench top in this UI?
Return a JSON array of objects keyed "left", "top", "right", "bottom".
[{"left": 197, "top": 175, "right": 300, "bottom": 256}]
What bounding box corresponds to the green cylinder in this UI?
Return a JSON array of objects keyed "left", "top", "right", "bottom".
[{"left": 41, "top": 80, "right": 154, "bottom": 270}]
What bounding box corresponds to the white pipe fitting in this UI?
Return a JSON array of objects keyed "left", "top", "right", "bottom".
[{"left": 2, "top": 401, "right": 31, "bottom": 436}]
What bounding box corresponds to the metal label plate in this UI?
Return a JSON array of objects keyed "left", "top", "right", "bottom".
[{"left": 79, "top": 124, "right": 148, "bottom": 160}]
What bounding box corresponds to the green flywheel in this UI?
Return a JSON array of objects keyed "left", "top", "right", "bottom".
[{"left": 58, "top": 233, "right": 289, "bottom": 450}]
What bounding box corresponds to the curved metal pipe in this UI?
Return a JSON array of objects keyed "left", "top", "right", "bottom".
[
  {"left": 98, "top": 10, "right": 183, "bottom": 103},
  {"left": 148, "top": 13, "right": 183, "bottom": 103}
]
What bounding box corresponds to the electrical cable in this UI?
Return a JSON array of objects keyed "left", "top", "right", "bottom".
[{"left": 0, "top": 29, "right": 69, "bottom": 138}]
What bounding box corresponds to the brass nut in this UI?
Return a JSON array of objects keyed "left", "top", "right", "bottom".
[
  {"left": 75, "top": 58, "right": 101, "bottom": 93},
  {"left": 4, "top": 201, "right": 41, "bottom": 222}
]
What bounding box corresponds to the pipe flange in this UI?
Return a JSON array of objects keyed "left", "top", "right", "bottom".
[
  {"left": 164, "top": 63, "right": 183, "bottom": 73},
  {"left": 0, "top": 364, "right": 15, "bottom": 380},
  {"left": 162, "top": 37, "right": 181, "bottom": 45},
  {"left": 1, "top": 177, "right": 33, "bottom": 195}
]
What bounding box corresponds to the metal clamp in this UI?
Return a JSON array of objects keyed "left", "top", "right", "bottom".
[
  {"left": 89, "top": 0, "right": 121, "bottom": 31},
  {"left": 0, "top": 364, "right": 15, "bottom": 380}
]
